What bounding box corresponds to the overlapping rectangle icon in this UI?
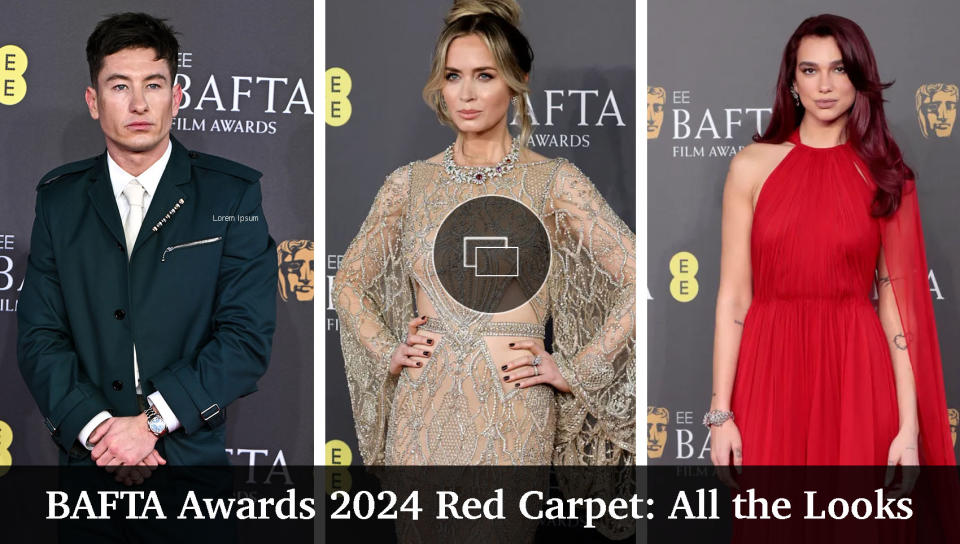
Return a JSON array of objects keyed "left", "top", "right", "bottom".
[{"left": 463, "top": 236, "right": 519, "bottom": 277}]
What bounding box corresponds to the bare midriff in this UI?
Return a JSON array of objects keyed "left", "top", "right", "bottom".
[{"left": 408, "top": 284, "right": 547, "bottom": 394}]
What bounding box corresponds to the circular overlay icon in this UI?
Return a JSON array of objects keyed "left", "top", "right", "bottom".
[{"left": 434, "top": 196, "right": 550, "bottom": 313}]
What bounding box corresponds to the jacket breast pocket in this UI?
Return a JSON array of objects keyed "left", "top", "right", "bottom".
[{"left": 161, "top": 236, "right": 223, "bottom": 262}]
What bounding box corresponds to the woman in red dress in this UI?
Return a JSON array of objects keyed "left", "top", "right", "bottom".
[{"left": 707, "top": 14, "right": 955, "bottom": 467}]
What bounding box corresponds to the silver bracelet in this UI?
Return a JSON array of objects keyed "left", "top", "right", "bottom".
[{"left": 702, "top": 409, "right": 734, "bottom": 428}]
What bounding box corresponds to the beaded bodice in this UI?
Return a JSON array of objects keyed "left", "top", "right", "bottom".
[
  {"left": 388, "top": 159, "right": 560, "bottom": 464},
  {"left": 334, "top": 154, "right": 637, "bottom": 466}
]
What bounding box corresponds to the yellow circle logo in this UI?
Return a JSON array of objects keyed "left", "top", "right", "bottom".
[
  {"left": 325, "top": 439, "right": 352, "bottom": 466},
  {"left": 325, "top": 439, "right": 352, "bottom": 494},
  {"left": 669, "top": 251, "right": 699, "bottom": 302},
  {"left": 0, "top": 45, "right": 28, "bottom": 106},
  {"left": 325, "top": 67, "right": 352, "bottom": 126},
  {"left": 0, "top": 420, "right": 12, "bottom": 477},
  {"left": 326, "top": 468, "right": 352, "bottom": 495}
]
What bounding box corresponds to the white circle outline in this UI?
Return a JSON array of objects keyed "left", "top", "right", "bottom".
[{"left": 431, "top": 194, "right": 553, "bottom": 316}]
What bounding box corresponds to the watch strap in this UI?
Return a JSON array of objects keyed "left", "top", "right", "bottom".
[{"left": 144, "top": 406, "right": 168, "bottom": 437}]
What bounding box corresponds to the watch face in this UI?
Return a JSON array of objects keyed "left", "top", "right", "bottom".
[{"left": 148, "top": 416, "right": 165, "bottom": 435}]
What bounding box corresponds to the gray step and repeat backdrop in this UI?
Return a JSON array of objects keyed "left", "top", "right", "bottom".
[
  {"left": 325, "top": 0, "right": 635, "bottom": 464},
  {"left": 649, "top": 0, "right": 959, "bottom": 463},
  {"left": 0, "top": 1, "right": 313, "bottom": 468}
]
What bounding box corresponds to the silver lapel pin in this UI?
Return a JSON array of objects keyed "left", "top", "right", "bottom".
[{"left": 151, "top": 198, "right": 186, "bottom": 233}]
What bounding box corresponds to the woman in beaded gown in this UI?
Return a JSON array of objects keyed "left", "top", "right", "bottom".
[
  {"left": 334, "top": 0, "right": 635, "bottom": 466},
  {"left": 708, "top": 15, "right": 954, "bottom": 467}
]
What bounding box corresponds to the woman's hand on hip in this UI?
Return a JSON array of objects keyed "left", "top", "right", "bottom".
[
  {"left": 389, "top": 315, "right": 434, "bottom": 376},
  {"left": 502, "top": 340, "right": 571, "bottom": 393}
]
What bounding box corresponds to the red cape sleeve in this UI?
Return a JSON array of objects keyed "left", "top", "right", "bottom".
[{"left": 881, "top": 179, "right": 955, "bottom": 465}]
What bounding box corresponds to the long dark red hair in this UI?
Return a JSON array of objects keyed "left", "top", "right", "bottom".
[{"left": 756, "top": 14, "right": 911, "bottom": 217}]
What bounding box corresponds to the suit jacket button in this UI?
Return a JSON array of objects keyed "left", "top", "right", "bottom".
[
  {"left": 114, "top": 309, "right": 125, "bottom": 320},
  {"left": 116, "top": 241, "right": 123, "bottom": 250},
  {"left": 112, "top": 380, "right": 123, "bottom": 391}
]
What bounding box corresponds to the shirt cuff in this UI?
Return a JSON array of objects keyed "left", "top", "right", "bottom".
[
  {"left": 78, "top": 411, "right": 112, "bottom": 451},
  {"left": 147, "top": 391, "right": 182, "bottom": 433}
]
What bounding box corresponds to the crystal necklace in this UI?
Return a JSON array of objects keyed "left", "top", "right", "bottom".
[{"left": 442, "top": 138, "right": 520, "bottom": 184}]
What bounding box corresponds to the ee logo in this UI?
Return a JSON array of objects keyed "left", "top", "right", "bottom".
[
  {"left": 325, "top": 439, "right": 352, "bottom": 494},
  {"left": 669, "top": 251, "right": 699, "bottom": 302},
  {"left": 325, "top": 67, "right": 352, "bottom": 126},
  {"left": 0, "top": 420, "right": 12, "bottom": 477},
  {"left": 0, "top": 45, "right": 28, "bottom": 106}
]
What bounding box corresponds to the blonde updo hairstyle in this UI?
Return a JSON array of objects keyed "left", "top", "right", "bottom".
[{"left": 423, "top": 0, "right": 534, "bottom": 146}]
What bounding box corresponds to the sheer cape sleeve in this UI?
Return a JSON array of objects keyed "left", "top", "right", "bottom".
[
  {"left": 543, "top": 160, "right": 637, "bottom": 465},
  {"left": 881, "top": 179, "right": 954, "bottom": 465},
  {"left": 334, "top": 166, "right": 415, "bottom": 465}
]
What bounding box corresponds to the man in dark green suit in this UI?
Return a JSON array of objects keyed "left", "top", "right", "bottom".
[{"left": 16, "top": 12, "right": 277, "bottom": 475}]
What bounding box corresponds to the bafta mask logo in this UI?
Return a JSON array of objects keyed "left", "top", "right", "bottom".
[
  {"left": 647, "top": 86, "right": 666, "bottom": 139},
  {"left": 647, "top": 406, "right": 669, "bottom": 459},
  {"left": 949, "top": 408, "right": 958, "bottom": 448},
  {"left": 277, "top": 239, "right": 314, "bottom": 302},
  {"left": 916, "top": 83, "right": 958, "bottom": 138}
]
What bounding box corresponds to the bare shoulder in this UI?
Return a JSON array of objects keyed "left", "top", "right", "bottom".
[
  {"left": 726, "top": 142, "right": 794, "bottom": 194},
  {"left": 729, "top": 142, "right": 793, "bottom": 175}
]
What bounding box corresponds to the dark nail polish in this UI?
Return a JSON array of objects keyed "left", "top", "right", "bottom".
[
  {"left": 509, "top": 343, "right": 515, "bottom": 347},
  {"left": 501, "top": 365, "right": 507, "bottom": 371},
  {"left": 426, "top": 339, "right": 433, "bottom": 345},
  {"left": 420, "top": 315, "right": 426, "bottom": 320},
  {"left": 503, "top": 375, "right": 509, "bottom": 381},
  {"left": 416, "top": 362, "right": 421, "bottom": 367},
  {"left": 514, "top": 383, "right": 520, "bottom": 388},
  {"left": 423, "top": 351, "right": 429, "bottom": 356}
]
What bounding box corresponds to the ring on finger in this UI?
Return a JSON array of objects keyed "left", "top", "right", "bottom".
[
  {"left": 533, "top": 366, "right": 540, "bottom": 377},
  {"left": 532, "top": 354, "right": 542, "bottom": 367}
]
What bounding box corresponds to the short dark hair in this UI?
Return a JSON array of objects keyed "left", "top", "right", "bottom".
[{"left": 86, "top": 12, "right": 179, "bottom": 86}]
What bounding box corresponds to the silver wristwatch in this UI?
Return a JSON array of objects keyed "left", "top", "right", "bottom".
[
  {"left": 144, "top": 406, "right": 168, "bottom": 437},
  {"left": 702, "top": 409, "right": 734, "bottom": 428}
]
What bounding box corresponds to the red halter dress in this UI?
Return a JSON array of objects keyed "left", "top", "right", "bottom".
[{"left": 730, "top": 129, "right": 954, "bottom": 465}]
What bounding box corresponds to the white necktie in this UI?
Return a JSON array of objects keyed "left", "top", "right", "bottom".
[
  {"left": 122, "top": 179, "right": 145, "bottom": 259},
  {"left": 121, "top": 179, "right": 147, "bottom": 392}
]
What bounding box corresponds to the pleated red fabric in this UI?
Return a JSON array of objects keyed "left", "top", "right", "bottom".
[{"left": 731, "top": 129, "right": 955, "bottom": 466}]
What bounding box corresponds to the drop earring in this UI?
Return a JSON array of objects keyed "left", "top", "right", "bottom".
[{"left": 790, "top": 86, "right": 800, "bottom": 107}]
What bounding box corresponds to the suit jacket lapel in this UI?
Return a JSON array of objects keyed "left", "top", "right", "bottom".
[
  {"left": 86, "top": 154, "right": 126, "bottom": 247},
  {"left": 132, "top": 138, "right": 191, "bottom": 258}
]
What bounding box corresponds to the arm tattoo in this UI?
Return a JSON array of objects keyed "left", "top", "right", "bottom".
[
  {"left": 893, "top": 333, "right": 908, "bottom": 351},
  {"left": 877, "top": 276, "right": 891, "bottom": 287},
  {"left": 734, "top": 319, "right": 744, "bottom": 326}
]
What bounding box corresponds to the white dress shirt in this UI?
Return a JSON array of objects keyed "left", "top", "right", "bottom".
[{"left": 77, "top": 139, "right": 182, "bottom": 450}]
